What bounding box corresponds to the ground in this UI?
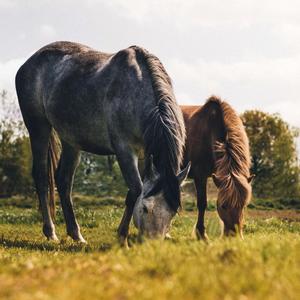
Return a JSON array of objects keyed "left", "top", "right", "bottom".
[{"left": 0, "top": 195, "right": 300, "bottom": 300}]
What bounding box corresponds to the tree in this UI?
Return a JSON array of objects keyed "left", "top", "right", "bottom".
[
  {"left": 0, "top": 89, "right": 126, "bottom": 198},
  {"left": 74, "top": 153, "right": 126, "bottom": 197},
  {"left": 0, "top": 90, "right": 32, "bottom": 196},
  {"left": 0, "top": 120, "right": 33, "bottom": 197},
  {"left": 242, "top": 110, "right": 300, "bottom": 199}
]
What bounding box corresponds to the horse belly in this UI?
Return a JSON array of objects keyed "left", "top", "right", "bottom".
[{"left": 48, "top": 108, "right": 114, "bottom": 155}]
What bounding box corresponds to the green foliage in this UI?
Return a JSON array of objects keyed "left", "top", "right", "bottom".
[
  {"left": 74, "top": 153, "right": 127, "bottom": 197},
  {"left": 250, "top": 197, "right": 300, "bottom": 210},
  {"left": 242, "top": 110, "right": 300, "bottom": 199},
  {"left": 0, "top": 121, "right": 33, "bottom": 196},
  {"left": 0, "top": 90, "right": 33, "bottom": 196}
]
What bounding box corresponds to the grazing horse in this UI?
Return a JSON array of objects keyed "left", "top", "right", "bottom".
[
  {"left": 181, "top": 96, "right": 254, "bottom": 239},
  {"left": 15, "top": 41, "right": 190, "bottom": 246}
]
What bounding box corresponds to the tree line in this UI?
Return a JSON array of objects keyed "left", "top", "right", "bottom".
[{"left": 0, "top": 91, "right": 299, "bottom": 202}]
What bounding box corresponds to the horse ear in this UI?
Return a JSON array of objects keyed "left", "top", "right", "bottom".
[
  {"left": 212, "top": 173, "right": 221, "bottom": 188},
  {"left": 247, "top": 174, "right": 255, "bottom": 183},
  {"left": 177, "top": 162, "right": 191, "bottom": 185}
]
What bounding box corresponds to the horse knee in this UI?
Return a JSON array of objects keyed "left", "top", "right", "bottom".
[
  {"left": 54, "top": 166, "right": 69, "bottom": 194},
  {"left": 54, "top": 168, "right": 62, "bottom": 191},
  {"left": 125, "top": 185, "right": 142, "bottom": 207},
  {"left": 32, "top": 163, "right": 48, "bottom": 191},
  {"left": 56, "top": 179, "right": 70, "bottom": 196},
  {"left": 54, "top": 174, "right": 63, "bottom": 193}
]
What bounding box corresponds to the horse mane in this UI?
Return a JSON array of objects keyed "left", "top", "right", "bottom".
[
  {"left": 207, "top": 96, "right": 251, "bottom": 208},
  {"left": 131, "top": 46, "right": 186, "bottom": 211}
]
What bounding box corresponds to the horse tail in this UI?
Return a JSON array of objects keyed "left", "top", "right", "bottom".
[{"left": 47, "top": 129, "right": 61, "bottom": 220}]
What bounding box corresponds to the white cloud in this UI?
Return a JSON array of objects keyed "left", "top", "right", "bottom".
[
  {"left": 39, "top": 24, "right": 56, "bottom": 38},
  {"left": 265, "top": 101, "right": 300, "bottom": 130},
  {"left": 0, "top": 57, "right": 26, "bottom": 91},
  {"left": 167, "top": 55, "right": 300, "bottom": 127},
  {"left": 0, "top": 0, "right": 17, "bottom": 8},
  {"left": 18, "top": 33, "right": 27, "bottom": 41},
  {"left": 0, "top": 0, "right": 300, "bottom": 131},
  {"left": 102, "top": 0, "right": 300, "bottom": 29},
  {"left": 275, "top": 23, "right": 300, "bottom": 50}
]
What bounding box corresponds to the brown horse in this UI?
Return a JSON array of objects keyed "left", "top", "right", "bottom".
[{"left": 181, "top": 96, "right": 254, "bottom": 239}]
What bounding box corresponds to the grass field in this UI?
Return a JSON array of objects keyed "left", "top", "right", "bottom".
[{"left": 0, "top": 195, "right": 300, "bottom": 300}]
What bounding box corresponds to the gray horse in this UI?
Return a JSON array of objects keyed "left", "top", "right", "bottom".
[{"left": 15, "top": 41, "right": 190, "bottom": 246}]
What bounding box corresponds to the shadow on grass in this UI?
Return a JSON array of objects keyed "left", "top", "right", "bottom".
[
  {"left": 0, "top": 195, "right": 125, "bottom": 210},
  {"left": 0, "top": 235, "right": 112, "bottom": 253},
  {"left": 0, "top": 234, "right": 149, "bottom": 252}
]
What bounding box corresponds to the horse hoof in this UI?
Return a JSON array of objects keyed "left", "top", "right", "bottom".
[
  {"left": 193, "top": 228, "right": 210, "bottom": 243},
  {"left": 43, "top": 224, "right": 58, "bottom": 241},
  {"left": 200, "top": 234, "right": 210, "bottom": 243},
  {"left": 68, "top": 232, "right": 87, "bottom": 244},
  {"left": 74, "top": 236, "right": 87, "bottom": 244},
  {"left": 47, "top": 234, "right": 59, "bottom": 242},
  {"left": 119, "top": 236, "right": 129, "bottom": 249},
  {"left": 198, "top": 233, "right": 210, "bottom": 243},
  {"left": 165, "top": 233, "right": 172, "bottom": 240}
]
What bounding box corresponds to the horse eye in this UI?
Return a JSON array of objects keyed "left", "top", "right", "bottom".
[
  {"left": 221, "top": 204, "right": 227, "bottom": 210},
  {"left": 143, "top": 205, "right": 148, "bottom": 213}
]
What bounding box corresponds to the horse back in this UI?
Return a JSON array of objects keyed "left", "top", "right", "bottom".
[{"left": 15, "top": 42, "right": 154, "bottom": 155}]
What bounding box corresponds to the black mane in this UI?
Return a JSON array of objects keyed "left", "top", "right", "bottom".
[{"left": 132, "top": 46, "right": 186, "bottom": 211}]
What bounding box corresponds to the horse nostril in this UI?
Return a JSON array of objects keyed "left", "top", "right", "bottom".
[{"left": 143, "top": 205, "right": 148, "bottom": 213}]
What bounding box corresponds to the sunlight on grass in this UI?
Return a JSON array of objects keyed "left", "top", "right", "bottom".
[{"left": 0, "top": 199, "right": 299, "bottom": 300}]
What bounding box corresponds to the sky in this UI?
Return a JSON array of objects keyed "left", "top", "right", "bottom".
[{"left": 0, "top": 0, "right": 299, "bottom": 130}]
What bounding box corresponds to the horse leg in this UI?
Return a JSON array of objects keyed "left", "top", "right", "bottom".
[
  {"left": 194, "top": 176, "right": 209, "bottom": 241},
  {"left": 30, "top": 126, "right": 58, "bottom": 241},
  {"left": 115, "top": 147, "right": 142, "bottom": 247},
  {"left": 55, "top": 142, "right": 85, "bottom": 243}
]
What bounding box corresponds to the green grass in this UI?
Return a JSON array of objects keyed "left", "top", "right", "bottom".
[{"left": 0, "top": 196, "right": 300, "bottom": 300}]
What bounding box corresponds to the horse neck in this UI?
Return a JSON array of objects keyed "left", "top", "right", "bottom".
[{"left": 181, "top": 105, "right": 226, "bottom": 175}]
